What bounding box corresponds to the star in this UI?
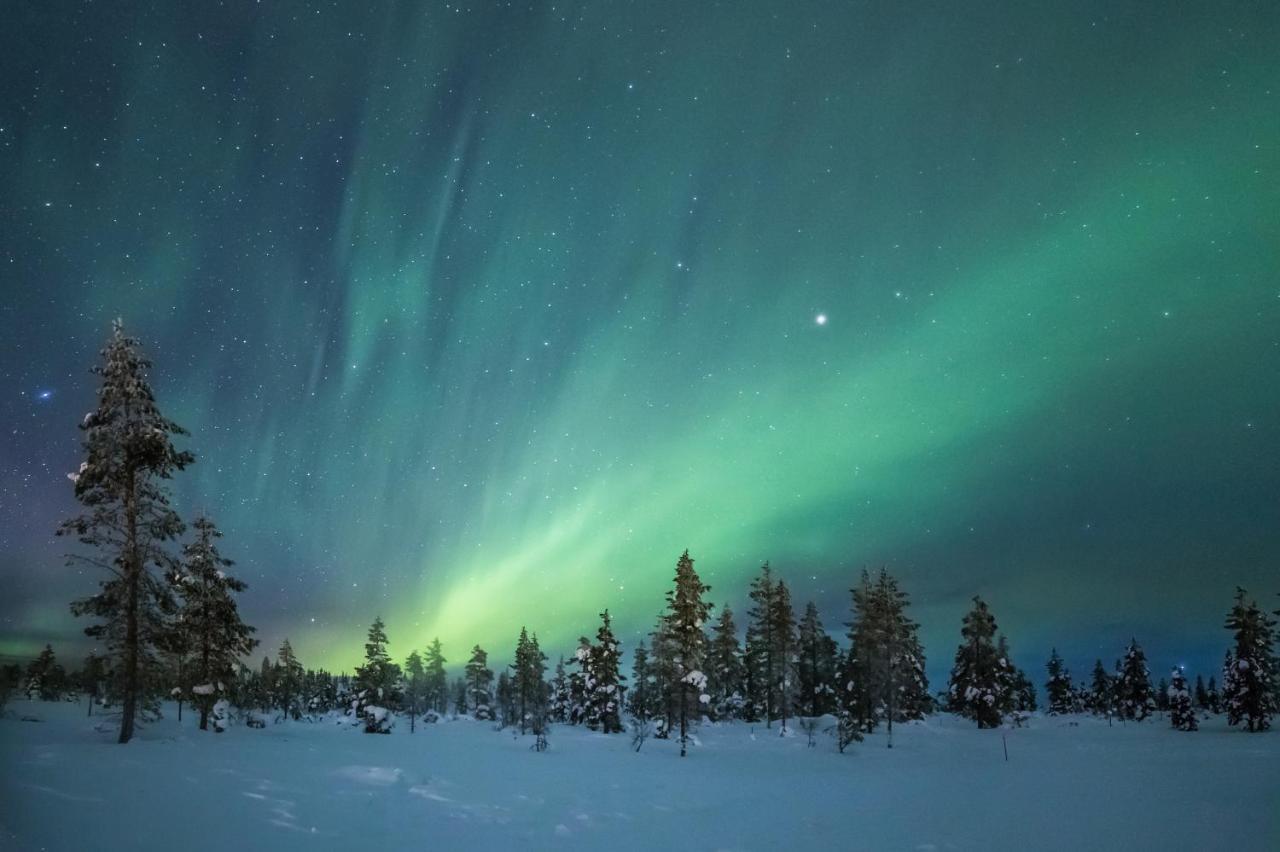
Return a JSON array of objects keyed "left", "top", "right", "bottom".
[{"left": 814, "top": 313, "right": 828, "bottom": 326}]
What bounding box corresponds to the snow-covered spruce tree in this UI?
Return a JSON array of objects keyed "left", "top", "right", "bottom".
[
  {"left": 770, "top": 578, "right": 797, "bottom": 732},
  {"left": 1045, "top": 649, "right": 1074, "bottom": 715},
  {"left": 1116, "top": 639, "right": 1155, "bottom": 721},
  {"left": 864, "top": 568, "right": 930, "bottom": 735},
  {"left": 1206, "top": 675, "right": 1221, "bottom": 714},
  {"left": 1168, "top": 668, "right": 1198, "bottom": 731},
  {"left": 1221, "top": 587, "right": 1277, "bottom": 732},
  {"left": 465, "top": 645, "right": 494, "bottom": 720},
  {"left": 706, "top": 605, "right": 746, "bottom": 721},
  {"left": 648, "top": 614, "right": 679, "bottom": 736},
  {"left": 60, "top": 320, "right": 194, "bottom": 744},
  {"left": 568, "top": 635, "right": 592, "bottom": 725},
  {"left": 422, "top": 638, "right": 447, "bottom": 715},
  {"left": 843, "top": 570, "right": 877, "bottom": 733},
  {"left": 548, "top": 656, "right": 570, "bottom": 723},
  {"left": 586, "top": 609, "right": 624, "bottom": 733},
  {"left": 946, "top": 596, "right": 1003, "bottom": 728},
  {"left": 353, "top": 617, "right": 400, "bottom": 732},
  {"left": 1089, "top": 659, "right": 1113, "bottom": 717},
  {"left": 170, "top": 516, "right": 256, "bottom": 731},
  {"left": 835, "top": 644, "right": 865, "bottom": 752},
  {"left": 1011, "top": 666, "right": 1037, "bottom": 714},
  {"left": 511, "top": 628, "right": 548, "bottom": 734},
  {"left": 451, "top": 678, "right": 467, "bottom": 716},
  {"left": 403, "top": 650, "right": 425, "bottom": 731},
  {"left": 627, "top": 640, "right": 655, "bottom": 723},
  {"left": 745, "top": 563, "right": 777, "bottom": 726},
  {"left": 24, "top": 645, "right": 67, "bottom": 701},
  {"left": 796, "top": 602, "right": 838, "bottom": 719},
  {"left": 664, "top": 550, "right": 712, "bottom": 756},
  {"left": 274, "top": 638, "right": 303, "bottom": 721}
]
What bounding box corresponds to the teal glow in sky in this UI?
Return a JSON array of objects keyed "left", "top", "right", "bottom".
[{"left": 2, "top": 1, "right": 1277, "bottom": 682}]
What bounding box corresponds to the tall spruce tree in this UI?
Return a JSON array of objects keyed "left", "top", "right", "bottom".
[
  {"left": 585, "top": 609, "right": 624, "bottom": 733},
  {"left": 549, "top": 656, "right": 570, "bottom": 723},
  {"left": 664, "top": 550, "right": 712, "bottom": 757},
  {"left": 170, "top": 516, "right": 256, "bottom": 731},
  {"left": 1167, "top": 668, "right": 1198, "bottom": 731},
  {"left": 403, "top": 650, "right": 426, "bottom": 731},
  {"left": 649, "top": 613, "right": 679, "bottom": 736},
  {"left": 946, "top": 596, "right": 1003, "bottom": 728},
  {"left": 464, "top": 645, "right": 494, "bottom": 720},
  {"left": 1089, "top": 659, "right": 1113, "bottom": 717},
  {"left": 24, "top": 645, "right": 67, "bottom": 701},
  {"left": 511, "top": 628, "right": 547, "bottom": 734},
  {"left": 706, "top": 605, "right": 746, "bottom": 720},
  {"left": 796, "top": 602, "right": 838, "bottom": 718},
  {"left": 1117, "top": 639, "right": 1154, "bottom": 721},
  {"left": 60, "top": 320, "right": 194, "bottom": 743},
  {"left": 353, "top": 617, "right": 400, "bottom": 731},
  {"left": 1045, "top": 649, "right": 1073, "bottom": 715},
  {"left": 275, "top": 638, "right": 303, "bottom": 720},
  {"left": 770, "top": 579, "right": 797, "bottom": 732},
  {"left": 628, "top": 640, "right": 655, "bottom": 722},
  {"left": 1221, "top": 587, "right": 1276, "bottom": 732},
  {"left": 746, "top": 563, "right": 777, "bottom": 726},
  {"left": 422, "top": 638, "right": 448, "bottom": 713}
]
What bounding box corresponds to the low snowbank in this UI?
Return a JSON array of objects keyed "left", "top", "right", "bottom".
[{"left": 1, "top": 700, "right": 1276, "bottom": 851}]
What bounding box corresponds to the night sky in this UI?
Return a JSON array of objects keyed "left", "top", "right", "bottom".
[{"left": 2, "top": 1, "right": 1277, "bottom": 686}]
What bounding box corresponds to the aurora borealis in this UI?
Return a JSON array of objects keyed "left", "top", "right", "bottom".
[{"left": 1, "top": 0, "right": 1278, "bottom": 683}]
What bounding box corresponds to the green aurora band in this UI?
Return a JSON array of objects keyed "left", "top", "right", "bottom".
[{"left": 1, "top": 1, "right": 1277, "bottom": 680}]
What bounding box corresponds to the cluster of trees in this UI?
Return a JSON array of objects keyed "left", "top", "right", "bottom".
[{"left": 37, "top": 322, "right": 1280, "bottom": 748}]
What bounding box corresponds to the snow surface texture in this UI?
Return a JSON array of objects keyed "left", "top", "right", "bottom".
[{"left": 1, "top": 700, "right": 1277, "bottom": 851}]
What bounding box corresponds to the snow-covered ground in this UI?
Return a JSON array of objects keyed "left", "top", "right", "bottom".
[{"left": 2, "top": 700, "right": 1277, "bottom": 851}]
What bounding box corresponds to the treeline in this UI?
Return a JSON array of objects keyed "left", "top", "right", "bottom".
[{"left": 36, "top": 321, "right": 1280, "bottom": 748}]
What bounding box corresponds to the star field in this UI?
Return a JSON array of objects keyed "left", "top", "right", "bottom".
[{"left": 1, "top": 1, "right": 1277, "bottom": 682}]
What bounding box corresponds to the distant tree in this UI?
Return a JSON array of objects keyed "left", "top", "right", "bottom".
[
  {"left": 627, "top": 640, "right": 655, "bottom": 723},
  {"left": 353, "top": 617, "right": 400, "bottom": 732},
  {"left": 495, "top": 671, "right": 515, "bottom": 729},
  {"left": 664, "top": 550, "right": 712, "bottom": 756},
  {"left": 1010, "top": 666, "right": 1037, "bottom": 714},
  {"left": 1206, "top": 675, "right": 1221, "bottom": 714},
  {"left": 1045, "top": 649, "right": 1074, "bottom": 715},
  {"left": 403, "top": 650, "right": 425, "bottom": 732},
  {"left": 1155, "top": 677, "right": 1170, "bottom": 713},
  {"left": 422, "top": 638, "right": 448, "bottom": 713},
  {"left": 275, "top": 638, "right": 304, "bottom": 720},
  {"left": 25, "top": 645, "right": 68, "bottom": 701},
  {"left": 464, "top": 645, "right": 494, "bottom": 720},
  {"left": 1221, "top": 587, "right": 1276, "bottom": 732},
  {"left": 946, "top": 596, "right": 1002, "bottom": 728},
  {"left": 1089, "top": 659, "right": 1114, "bottom": 719},
  {"left": 60, "top": 320, "right": 194, "bottom": 744},
  {"left": 796, "top": 602, "right": 838, "bottom": 718},
  {"left": 548, "top": 656, "right": 570, "bottom": 723},
  {"left": 770, "top": 579, "right": 797, "bottom": 732},
  {"left": 82, "top": 652, "right": 107, "bottom": 716},
  {"left": 746, "top": 563, "right": 778, "bottom": 727},
  {"left": 1116, "top": 639, "right": 1154, "bottom": 721},
  {"left": 585, "top": 610, "right": 624, "bottom": 733},
  {"left": 706, "top": 605, "right": 746, "bottom": 720},
  {"left": 511, "top": 628, "right": 547, "bottom": 735},
  {"left": 170, "top": 517, "right": 257, "bottom": 731},
  {"left": 1168, "top": 668, "right": 1198, "bottom": 731},
  {"left": 1193, "top": 674, "right": 1209, "bottom": 711},
  {"left": 451, "top": 677, "right": 467, "bottom": 716}
]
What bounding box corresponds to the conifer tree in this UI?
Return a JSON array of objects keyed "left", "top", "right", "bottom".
[
  {"left": 585, "top": 610, "right": 624, "bottom": 733},
  {"left": 451, "top": 677, "right": 467, "bottom": 716},
  {"left": 628, "top": 640, "right": 655, "bottom": 722},
  {"left": 648, "top": 614, "right": 679, "bottom": 736},
  {"left": 511, "top": 628, "right": 547, "bottom": 734},
  {"left": 770, "top": 578, "right": 797, "bottom": 732},
  {"left": 465, "top": 645, "right": 494, "bottom": 720},
  {"left": 568, "top": 635, "right": 592, "bottom": 725},
  {"left": 1221, "top": 587, "right": 1276, "bottom": 732},
  {"left": 495, "top": 671, "right": 515, "bottom": 728},
  {"left": 664, "top": 550, "right": 712, "bottom": 756},
  {"left": 1045, "top": 649, "right": 1074, "bottom": 715},
  {"left": 1206, "top": 675, "right": 1221, "bottom": 714},
  {"left": 1089, "top": 659, "right": 1113, "bottom": 718},
  {"left": 24, "top": 645, "right": 67, "bottom": 701},
  {"left": 353, "top": 617, "right": 399, "bottom": 732},
  {"left": 549, "top": 656, "right": 570, "bottom": 723},
  {"left": 796, "top": 602, "right": 838, "bottom": 718},
  {"left": 422, "top": 638, "right": 447, "bottom": 713},
  {"left": 1155, "top": 677, "right": 1170, "bottom": 713},
  {"left": 82, "top": 652, "right": 107, "bottom": 716},
  {"left": 1116, "top": 638, "right": 1154, "bottom": 721},
  {"left": 746, "top": 563, "right": 777, "bottom": 726},
  {"left": 170, "top": 516, "right": 256, "bottom": 731},
  {"left": 946, "top": 596, "right": 1002, "bottom": 728},
  {"left": 403, "top": 650, "right": 426, "bottom": 731},
  {"left": 275, "top": 638, "right": 303, "bottom": 720},
  {"left": 1168, "top": 668, "right": 1198, "bottom": 731},
  {"left": 60, "top": 320, "right": 194, "bottom": 743},
  {"left": 1193, "top": 674, "right": 1209, "bottom": 710},
  {"left": 706, "top": 605, "right": 746, "bottom": 720}
]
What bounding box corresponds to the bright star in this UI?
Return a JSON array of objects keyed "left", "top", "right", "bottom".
[
  {"left": 815, "top": 313, "right": 828, "bottom": 326},
  {"left": 37, "top": 390, "right": 53, "bottom": 401}
]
